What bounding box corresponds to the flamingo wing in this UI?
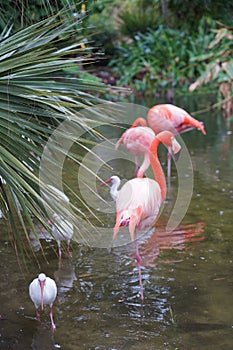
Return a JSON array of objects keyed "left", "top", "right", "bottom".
[
  {"left": 114, "top": 178, "right": 162, "bottom": 240},
  {"left": 148, "top": 104, "right": 206, "bottom": 135},
  {"left": 115, "top": 127, "right": 155, "bottom": 155}
]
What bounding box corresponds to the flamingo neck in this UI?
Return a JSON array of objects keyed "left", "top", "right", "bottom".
[
  {"left": 150, "top": 138, "right": 166, "bottom": 202},
  {"left": 131, "top": 117, "right": 147, "bottom": 128}
]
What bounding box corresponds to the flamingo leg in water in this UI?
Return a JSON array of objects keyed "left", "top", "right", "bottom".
[
  {"left": 135, "top": 239, "right": 144, "bottom": 301},
  {"left": 128, "top": 211, "right": 144, "bottom": 300},
  {"left": 49, "top": 307, "right": 56, "bottom": 332},
  {"left": 166, "top": 148, "right": 172, "bottom": 197}
]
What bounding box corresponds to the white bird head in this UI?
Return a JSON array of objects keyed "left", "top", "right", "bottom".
[
  {"left": 100, "top": 176, "right": 121, "bottom": 201},
  {"left": 101, "top": 176, "right": 120, "bottom": 186}
]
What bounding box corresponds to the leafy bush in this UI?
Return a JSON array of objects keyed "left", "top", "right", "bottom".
[
  {"left": 109, "top": 18, "right": 216, "bottom": 95},
  {"left": 189, "top": 25, "right": 233, "bottom": 117},
  {"left": 168, "top": 0, "right": 233, "bottom": 30},
  {"left": 118, "top": 0, "right": 160, "bottom": 36}
]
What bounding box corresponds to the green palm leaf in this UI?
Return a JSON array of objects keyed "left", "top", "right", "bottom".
[{"left": 0, "top": 12, "right": 113, "bottom": 260}]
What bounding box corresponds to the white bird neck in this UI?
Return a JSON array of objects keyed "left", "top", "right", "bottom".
[{"left": 110, "top": 177, "right": 121, "bottom": 201}]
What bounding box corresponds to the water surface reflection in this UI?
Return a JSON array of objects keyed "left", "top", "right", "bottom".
[{"left": 0, "top": 98, "right": 233, "bottom": 349}]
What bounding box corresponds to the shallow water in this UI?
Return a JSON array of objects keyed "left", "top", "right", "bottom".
[{"left": 1, "top": 98, "right": 233, "bottom": 349}]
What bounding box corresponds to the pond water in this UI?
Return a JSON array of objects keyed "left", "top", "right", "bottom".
[{"left": 0, "top": 97, "right": 233, "bottom": 350}]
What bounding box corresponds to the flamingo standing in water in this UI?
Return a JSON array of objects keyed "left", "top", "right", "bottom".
[
  {"left": 131, "top": 103, "right": 206, "bottom": 177},
  {"left": 29, "top": 273, "right": 57, "bottom": 331},
  {"left": 115, "top": 126, "right": 155, "bottom": 178},
  {"left": 103, "top": 131, "right": 181, "bottom": 299}
]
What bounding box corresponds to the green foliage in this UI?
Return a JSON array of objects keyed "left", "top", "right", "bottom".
[
  {"left": 85, "top": 10, "right": 118, "bottom": 56},
  {"left": 168, "top": 0, "right": 233, "bottom": 30},
  {"left": 118, "top": 0, "right": 160, "bottom": 36},
  {"left": 84, "top": 0, "right": 125, "bottom": 57},
  {"left": 0, "top": 12, "right": 109, "bottom": 258},
  {"left": 0, "top": 0, "right": 86, "bottom": 32},
  {"left": 109, "top": 18, "right": 216, "bottom": 95},
  {"left": 189, "top": 25, "right": 233, "bottom": 117},
  {"left": 189, "top": 26, "right": 233, "bottom": 88}
]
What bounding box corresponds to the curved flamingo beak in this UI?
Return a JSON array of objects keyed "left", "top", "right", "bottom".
[
  {"left": 39, "top": 280, "right": 45, "bottom": 310},
  {"left": 171, "top": 138, "right": 181, "bottom": 161}
]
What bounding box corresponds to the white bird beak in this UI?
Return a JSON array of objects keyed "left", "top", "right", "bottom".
[
  {"left": 100, "top": 178, "right": 112, "bottom": 187},
  {"left": 39, "top": 280, "right": 45, "bottom": 310}
]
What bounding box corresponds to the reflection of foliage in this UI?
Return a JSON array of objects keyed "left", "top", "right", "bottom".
[{"left": 189, "top": 26, "right": 233, "bottom": 118}]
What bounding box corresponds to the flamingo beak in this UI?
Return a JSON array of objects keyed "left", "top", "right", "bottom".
[
  {"left": 171, "top": 138, "right": 181, "bottom": 161},
  {"left": 199, "top": 121, "right": 206, "bottom": 135},
  {"left": 39, "top": 280, "right": 45, "bottom": 310}
]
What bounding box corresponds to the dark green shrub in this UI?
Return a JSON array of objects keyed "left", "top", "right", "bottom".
[
  {"left": 118, "top": 0, "right": 160, "bottom": 36},
  {"left": 109, "top": 18, "right": 216, "bottom": 95}
]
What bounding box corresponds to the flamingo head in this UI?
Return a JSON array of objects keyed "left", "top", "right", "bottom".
[
  {"left": 38, "top": 273, "right": 46, "bottom": 310},
  {"left": 119, "top": 210, "right": 131, "bottom": 227},
  {"left": 156, "top": 131, "right": 181, "bottom": 157}
]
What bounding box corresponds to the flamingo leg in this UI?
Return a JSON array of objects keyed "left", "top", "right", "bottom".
[
  {"left": 135, "top": 239, "right": 144, "bottom": 301},
  {"left": 128, "top": 212, "right": 144, "bottom": 300},
  {"left": 49, "top": 307, "right": 56, "bottom": 332},
  {"left": 166, "top": 148, "right": 172, "bottom": 197},
  {"left": 167, "top": 148, "right": 172, "bottom": 179}
]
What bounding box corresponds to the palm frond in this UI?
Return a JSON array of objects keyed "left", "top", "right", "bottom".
[{"left": 0, "top": 11, "right": 115, "bottom": 259}]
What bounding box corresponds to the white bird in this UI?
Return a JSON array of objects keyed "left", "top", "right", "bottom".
[
  {"left": 43, "top": 185, "right": 74, "bottom": 259},
  {"left": 29, "top": 273, "right": 57, "bottom": 331},
  {"left": 106, "top": 175, "right": 121, "bottom": 201},
  {"left": 50, "top": 213, "right": 73, "bottom": 259}
]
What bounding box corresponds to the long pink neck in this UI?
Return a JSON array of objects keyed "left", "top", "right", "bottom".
[
  {"left": 149, "top": 138, "right": 166, "bottom": 202},
  {"left": 131, "top": 117, "right": 147, "bottom": 128}
]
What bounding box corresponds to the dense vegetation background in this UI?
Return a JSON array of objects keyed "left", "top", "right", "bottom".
[{"left": 0, "top": 0, "right": 232, "bottom": 257}]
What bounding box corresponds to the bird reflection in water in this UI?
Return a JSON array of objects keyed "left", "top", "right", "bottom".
[
  {"left": 31, "top": 324, "right": 61, "bottom": 350},
  {"left": 54, "top": 259, "right": 77, "bottom": 304},
  {"left": 137, "top": 221, "right": 205, "bottom": 268}
]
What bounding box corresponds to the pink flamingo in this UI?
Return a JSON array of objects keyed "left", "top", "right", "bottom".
[
  {"left": 103, "top": 131, "right": 181, "bottom": 300},
  {"left": 131, "top": 103, "right": 206, "bottom": 177},
  {"left": 115, "top": 126, "right": 155, "bottom": 178},
  {"left": 29, "top": 273, "right": 57, "bottom": 331}
]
